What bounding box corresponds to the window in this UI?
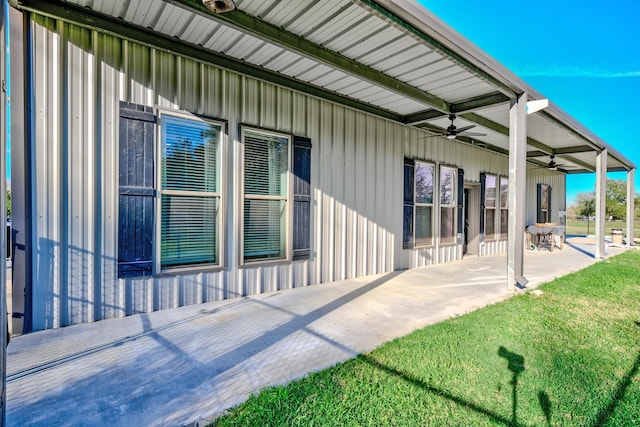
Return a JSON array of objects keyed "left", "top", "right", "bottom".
[
  {"left": 537, "top": 184, "right": 552, "bottom": 223},
  {"left": 118, "top": 104, "right": 310, "bottom": 277},
  {"left": 404, "top": 160, "right": 461, "bottom": 248},
  {"left": 484, "top": 174, "right": 497, "bottom": 240},
  {"left": 242, "top": 128, "right": 291, "bottom": 262},
  {"left": 415, "top": 161, "right": 434, "bottom": 246},
  {"left": 440, "top": 166, "right": 457, "bottom": 244},
  {"left": 159, "top": 112, "right": 223, "bottom": 270},
  {"left": 480, "top": 174, "right": 509, "bottom": 241},
  {"left": 499, "top": 177, "right": 508, "bottom": 239}
]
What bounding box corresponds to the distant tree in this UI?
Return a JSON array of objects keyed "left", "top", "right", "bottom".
[
  {"left": 571, "top": 179, "right": 638, "bottom": 220},
  {"left": 605, "top": 179, "right": 627, "bottom": 219},
  {"left": 574, "top": 191, "right": 595, "bottom": 218},
  {"left": 6, "top": 189, "right": 10, "bottom": 218}
]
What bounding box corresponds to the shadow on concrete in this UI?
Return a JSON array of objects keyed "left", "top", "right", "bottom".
[
  {"left": 7, "top": 270, "right": 403, "bottom": 426},
  {"left": 564, "top": 241, "right": 596, "bottom": 259}
]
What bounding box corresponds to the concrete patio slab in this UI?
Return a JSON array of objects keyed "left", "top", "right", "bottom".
[{"left": 5, "top": 241, "right": 631, "bottom": 426}]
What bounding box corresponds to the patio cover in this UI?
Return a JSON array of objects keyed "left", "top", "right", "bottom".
[{"left": 10, "top": 0, "right": 635, "bottom": 174}]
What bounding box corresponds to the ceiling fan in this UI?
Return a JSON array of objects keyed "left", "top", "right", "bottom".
[
  {"left": 440, "top": 114, "right": 487, "bottom": 140},
  {"left": 537, "top": 155, "right": 574, "bottom": 171}
]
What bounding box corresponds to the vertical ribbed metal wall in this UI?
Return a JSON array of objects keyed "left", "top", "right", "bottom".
[{"left": 25, "top": 15, "right": 565, "bottom": 330}]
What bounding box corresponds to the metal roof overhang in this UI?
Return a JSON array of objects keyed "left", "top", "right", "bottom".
[{"left": 12, "top": 0, "right": 635, "bottom": 174}]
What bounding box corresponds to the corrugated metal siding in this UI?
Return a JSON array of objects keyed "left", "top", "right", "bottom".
[{"left": 27, "top": 15, "right": 563, "bottom": 330}]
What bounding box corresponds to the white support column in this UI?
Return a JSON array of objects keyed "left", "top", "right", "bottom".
[
  {"left": 0, "top": 1, "right": 7, "bottom": 423},
  {"left": 507, "top": 93, "right": 528, "bottom": 291},
  {"left": 627, "top": 168, "right": 636, "bottom": 246},
  {"left": 595, "top": 149, "right": 608, "bottom": 259}
]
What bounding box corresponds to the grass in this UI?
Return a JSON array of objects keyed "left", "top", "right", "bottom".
[
  {"left": 566, "top": 219, "right": 640, "bottom": 241},
  {"left": 213, "top": 251, "right": 640, "bottom": 426}
]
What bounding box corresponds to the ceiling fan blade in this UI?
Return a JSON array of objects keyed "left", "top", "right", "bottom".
[
  {"left": 419, "top": 134, "right": 445, "bottom": 140},
  {"left": 459, "top": 132, "right": 487, "bottom": 137},
  {"left": 454, "top": 124, "right": 476, "bottom": 133}
]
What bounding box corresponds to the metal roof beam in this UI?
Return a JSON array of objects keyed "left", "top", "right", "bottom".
[
  {"left": 461, "top": 112, "right": 551, "bottom": 152},
  {"left": 450, "top": 92, "right": 510, "bottom": 114},
  {"left": 552, "top": 145, "right": 594, "bottom": 155},
  {"left": 461, "top": 112, "right": 596, "bottom": 172},
  {"left": 538, "top": 109, "right": 631, "bottom": 170},
  {"left": 526, "top": 150, "right": 548, "bottom": 158},
  {"left": 403, "top": 109, "right": 445, "bottom": 125},
  {"left": 415, "top": 123, "right": 509, "bottom": 156},
  {"left": 170, "top": 0, "right": 451, "bottom": 113},
  {"left": 13, "top": 0, "right": 404, "bottom": 122},
  {"left": 402, "top": 91, "right": 510, "bottom": 124}
]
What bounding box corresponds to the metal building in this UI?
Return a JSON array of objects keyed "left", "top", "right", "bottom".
[{"left": 7, "top": 0, "right": 636, "bottom": 333}]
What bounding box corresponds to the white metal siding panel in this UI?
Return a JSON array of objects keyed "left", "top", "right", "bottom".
[
  {"left": 98, "top": 32, "right": 125, "bottom": 321},
  {"left": 66, "top": 23, "right": 96, "bottom": 326},
  {"left": 31, "top": 17, "right": 63, "bottom": 330}
]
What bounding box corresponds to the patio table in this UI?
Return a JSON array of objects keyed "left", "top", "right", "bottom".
[{"left": 526, "top": 224, "right": 566, "bottom": 251}]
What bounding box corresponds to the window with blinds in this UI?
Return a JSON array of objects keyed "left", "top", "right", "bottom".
[
  {"left": 415, "top": 161, "right": 434, "bottom": 246},
  {"left": 499, "top": 176, "right": 509, "bottom": 239},
  {"left": 242, "top": 128, "right": 290, "bottom": 262},
  {"left": 484, "top": 174, "right": 497, "bottom": 240},
  {"left": 440, "top": 166, "right": 457, "bottom": 244},
  {"left": 159, "top": 113, "right": 222, "bottom": 269}
]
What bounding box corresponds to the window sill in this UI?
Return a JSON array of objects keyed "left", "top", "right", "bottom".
[
  {"left": 410, "top": 244, "right": 435, "bottom": 250},
  {"left": 156, "top": 264, "right": 225, "bottom": 277},
  {"left": 240, "top": 258, "right": 293, "bottom": 268}
]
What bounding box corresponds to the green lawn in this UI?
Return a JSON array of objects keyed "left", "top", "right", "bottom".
[
  {"left": 214, "top": 251, "right": 640, "bottom": 426},
  {"left": 566, "top": 219, "right": 640, "bottom": 241}
]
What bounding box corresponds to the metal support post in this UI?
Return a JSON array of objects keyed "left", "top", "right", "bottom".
[
  {"left": 627, "top": 168, "right": 635, "bottom": 246},
  {"left": 507, "top": 93, "right": 528, "bottom": 290},
  {"left": 595, "top": 149, "right": 607, "bottom": 259}
]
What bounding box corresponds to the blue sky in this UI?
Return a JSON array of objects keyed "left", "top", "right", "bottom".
[{"left": 419, "top": 0, "right": 640, "bottom": 205}]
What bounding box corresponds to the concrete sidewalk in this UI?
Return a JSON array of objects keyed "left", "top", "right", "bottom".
[{"left": 6, "top": 241, "right": 629, "bottom": 426}]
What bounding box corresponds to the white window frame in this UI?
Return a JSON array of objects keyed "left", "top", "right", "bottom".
[
  {"left": 540, "top": 184, "right": 550, "bottom": 223},
  {"left": 155, "top": 109, "right": 226, "bottom": 273},
  {"left": 484, "top": 174, "right": 497, "bottom": 241},
  {"left": 240, "top": 127, "right": 293, "bottom": 265},
  {"left": 439, "top": 165, "right": 457, "bottom": 245},
  {"left": 414, "top": 161, "right": 435, "bottom": 247},
  {"left": 499, "top": 176, "right": 509, "bottom": 239}
]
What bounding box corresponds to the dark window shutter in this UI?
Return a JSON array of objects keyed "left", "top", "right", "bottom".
[
  {"left": 479, "top": 173, "right": 486, "bottom": 239},
  {"left": 118, "top": 101, "right": 156, "bottom": 278},
  {"left": 536, "top": 183, "right": 543, "bottom": 223},
  {"left": 403, "top": 158, "right": 415, "bottom": 249},
  {"left": 457, "top": 168, "right": 464, "bottom": 235},
  {"left": 547, "top": 186, "right": 552, "bottom": 222},
  {"left": 292, "top": 136, "right": 312, "bottom": 260}
]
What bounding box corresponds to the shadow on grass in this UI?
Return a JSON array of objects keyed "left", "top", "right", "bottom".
[
  {"left": 363, "top": 349, "right": 522, "bottom": 426},
  {"left": 365, "top": 338, "right": 638, "bottom": 427},
  {"left": 538, "top": 391, "right": 552, "bottom": 426},
  {"left": 591, "top": 321, "right": 640, "bottom": 426},
  {"left": 498, "top": 346, "right": 525, "bottom": 426}
]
